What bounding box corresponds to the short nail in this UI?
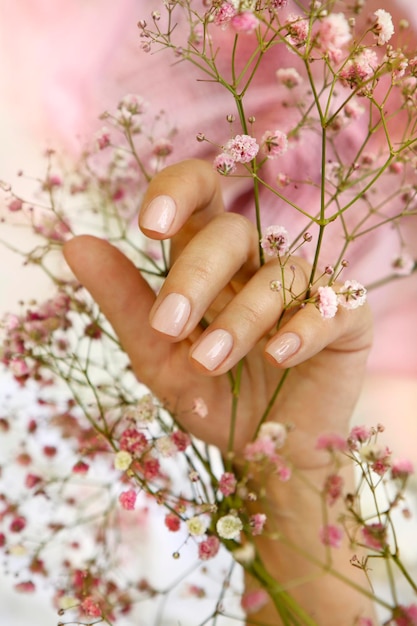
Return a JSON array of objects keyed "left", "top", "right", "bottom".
[
  {"left": 142, "top": 195, "right": 176, "bottom": 233},
  {"left": 151, "top": 293, "right": 191, "bottom": 337},
  {"left": 266, "top": 332, "right": 300, "bottom": 364},
  {"left": 191, "top": 329, "right": 234, "bottom": 371}
]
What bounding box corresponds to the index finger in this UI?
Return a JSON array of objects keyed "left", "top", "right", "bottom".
[{"left": 139, "top": 159, "right": 225, "bottom": 260}]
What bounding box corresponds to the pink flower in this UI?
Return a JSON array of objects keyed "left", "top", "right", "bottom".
[
  {"left": 285, "top": 14, "right": 309, "bottom": 48},
  {"left": 81, "top": 596, "right": 102, "bottom": 618},
  {"left": 119, "top": 428, "right": 148, "bottom": 455},
  {"left": 213, "top": 152, "right": 236, "bottom": 175},
  {"left": 361, "top": 522, "right": 387, "bottom": 550},
  {"left": 244, "top": 437, "right": 276, "bottom": 462},
  {"left": 165, "top": 512, "right": 181, "bottom": 532},
  {"left": 276, "top": 67, "right": 302, "bottom": 88},
  {"left": 218, "top": 472, "right": 237, "bottom": 496},
  {"left": 95, "top": 126, "right": 111, "bottom": 150},
  {"left": 261, "top": 130, "right": 288, "bottom": 158},
  {"left": 198, "top": 535, "right": 220, "bottom": 561},
  {"left": 316, "top": 286, "right": 338, "bottom": 319},
  {"left": 14, "top": 581, "right": 36, "bottom": 593},
  {"left": 373, "top": 9, "right": 394, "bottom": 46},
  {"left": 391, "top": 459, "right": 414, "bottom": 480},
  {"left": 224, "top": 134, "right": 259, "bottom": 163},
  {"left": 317, "top": 13, "right": 351, "bottom": 63},
  {"left": 260, "top": 225, "right": 290, "bottom": 256},
  {"left": 8, "top": 198, "right": 23, "bottom": 212},
  {"left": 241, "top": 589, "right": 269, "bottom": 614},
  {"left": 338, "top": 280, "right": 367, "bottom": 309},
  {"left": 316, "top": 432, "right": 348, "bottom": 453},
  {"left": 323, "top": 473, "right": 344, "bottom": 506},
  {"left": 231, "top": 12, "right": 259, "bottom": 34},
  {"left": 72, "top": 460, "right": 89, "bottom": 474},
  {"left": 10, "top": 516, "right": 26, "bottom": 533},
  {"left": 319, "top": 524, "right": 343, "bottom": 548},
  {"left": 214, "top": 2, "right": 237, "bottom": 28},
  {"left": 339, "top": 49, "right": 379, "bottom": 89},
  {"left": 250, "top": 513, "right": 267, "bottom": 536},
  {"left": 119, "top": 489, "right": 137, "bottom": 511},
  {"left": 349, "top": 425, "right": 371, "bottom": 445},
  {"left": 393, "top": 604, "right": 417, "bottom": 626},
  {"left": 171, "top": 430, "right": 191, "bottom": 452}
]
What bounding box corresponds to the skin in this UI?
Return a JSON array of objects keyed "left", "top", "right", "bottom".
[{"left": 64, "top": 159, "right": 376, "bottom": 625}]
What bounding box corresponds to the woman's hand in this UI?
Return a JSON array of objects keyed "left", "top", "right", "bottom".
[
  {"left": 64, "top": 159, "right": 376, "bottom": 625},
  {"left": 63, "top": 159, "right": 373, "bottom": 465}
]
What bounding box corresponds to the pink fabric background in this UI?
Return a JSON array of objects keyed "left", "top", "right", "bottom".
[{"left": 1, "top": 0, "right": 417, "bottom": 375}]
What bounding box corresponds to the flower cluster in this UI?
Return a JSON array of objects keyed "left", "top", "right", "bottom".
[{"left": 1, "top": 0, "right": 417, "bottom": 624}]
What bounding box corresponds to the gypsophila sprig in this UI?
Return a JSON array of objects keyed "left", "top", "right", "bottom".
[{"left": 1, "top": 1, "right": 417, "bottom": 625}]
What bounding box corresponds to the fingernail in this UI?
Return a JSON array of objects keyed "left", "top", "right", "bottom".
[
  {"left": 191, "top": 329, "right": 234, "bottom": 371},
  {"left": 151, "top": 293, "right": 191, "bottom": 337},
  {"left": 142, "top": 195, "right": 176, "bottom": 233},
  {"left": 266, "top": 332, "right": 300, "bottom": 364}
]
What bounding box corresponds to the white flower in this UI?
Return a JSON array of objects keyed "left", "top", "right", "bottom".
[
  {"left": 216, "top": 514, "right": 243, "bottom": 540},
  {"left": 114, "top": 450, "right": 132, "bottom": 471},
  {"left": 186, "top": 516, "right": 209, "bottom": 537},
  {"left": 233, "top": 542, "right": 256, "bottom": 564},
  {"left": 374, "top": 9, "right": 394, "bottom": 46},
  {"left": 337, "top": 280, "right": 367, "bottom": 309}
]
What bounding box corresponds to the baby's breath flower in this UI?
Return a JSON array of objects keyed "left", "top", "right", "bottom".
[
  {"left": 213, "top": 152, "right": 236, "bottom": 175},
  {"left": 337, "top": 279, "right": 367, "bottom": 309},
  {"left": 316, "top": 285, "right": 338, "bottom": 319},
  {"left": 373, "top": 9, "right": 394, "bottom": 46},
  {"left": 392, "top": 252, "right": 415, "bottom": 276},
  {"left": 233, "top": 542, "right": 256, "bottom": 564},
  {"left": 186, "top": 515, "right": 209, "bottom": 537},
  {"left": 260, "top": 225, "right": 290, "bottom": 256},
  {"left": 114, "top": 450, "right": 133, "bottom": 471},
  {"left": 216, "top": 514, "right": 243, "bottom": 540},
  {"left": 261, "top": 129, "right": 288, "bottom": 158},
  {"left": 276, "top": 67, "right": 302, "bottom": 88},
  {"left": 224, "top": 134, "right": 259, "bottom": 163}
]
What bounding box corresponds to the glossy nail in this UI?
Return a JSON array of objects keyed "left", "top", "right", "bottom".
[
  {"left": 191, "top": 329, "right": 234, "bottom": 371},
  {"left": 151, "top": 293, "right": 191, "bottom": 337},
  {"left": 142, "top": 195, "right": 176, "bottom": 233},
  {"left": 266, "top": 332, "right": 300, "bottom": 364}
]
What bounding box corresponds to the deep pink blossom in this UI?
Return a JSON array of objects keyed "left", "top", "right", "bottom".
[
  {"left": 165, "top": 512, "right": 181, "bottom": 532},
  {"left": 81, "top": 596, "right": 102, "bottom": 618},
  {"left": 119, "top": 489, "right": 137, "bottom": 511},
  {"left": 319, "top": 524, "right": 343, "bottom": 548},
  {"left": 218, "top": 472, "right": 237, "bottom": 497},
  {"left": 250, "top": 513, "right": 267, "bottom": 536},
  {"left": 119, "top": 428, "right": 148, "bottom": 455},
  {"left": 316, "top": 432, "right": 348, "bottom": 453},
  {"left": 241, "top": 589, "right": 269, "bottom": 614},
  {"left": 393, "top": 604, "right": 417, "bottom": 626},
  {"left": 323, "top": 473, "right": 344, "bottom": 505},
  {"left": 198, "top": 535, "right": 220, "bottom": 561},
  {"left": 361, "top": 522, "right": 387, "bottom": 550},
  {"left": 14, "top": 581, "right": 36, "bottom": 593},
  {"left": 171, "top": 430, "right": 191, "bottom": 452}
]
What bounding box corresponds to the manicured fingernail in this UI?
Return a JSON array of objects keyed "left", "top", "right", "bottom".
[
  {"left": 266, "top": 332, "right": 300, "bottom": 364},
  {"left": 191, "top": 329, "right": 234, "bottom": 371},
  {"left": 151, "top": 293, "right": 191, "bottom": 337},
  {"left": 142, "top": 195, "right": 176, "bottom": 233}
]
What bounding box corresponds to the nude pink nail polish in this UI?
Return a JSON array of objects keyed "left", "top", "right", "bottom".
[
  {"left": 191, "top": 329, "right": 233, "bottom": 371},
  {"left": 142, "top": 195, "right": 176, "bottom": 233},
  {"left": 151, "top": 293, "right": 191, "bottom": 337},
  {"left": 266, "top": 332, "right": 300, "bottom": 364}
]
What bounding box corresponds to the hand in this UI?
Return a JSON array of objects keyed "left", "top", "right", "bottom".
[
  {"left": 63, "top": 159, "right": 373, "bottom": 466},
  {"left": 63, "top": 159, "right": 375, "bottom": 625}
]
